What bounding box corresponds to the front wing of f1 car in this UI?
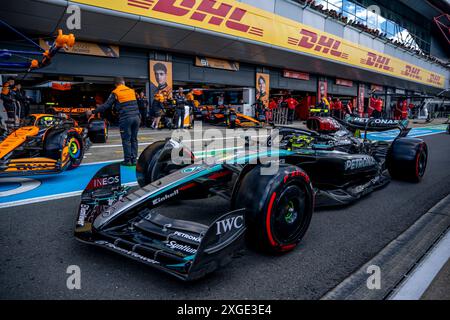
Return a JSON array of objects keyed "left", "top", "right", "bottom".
[{"left": 75, "top": 162, "right": 248, "bottom": 281}]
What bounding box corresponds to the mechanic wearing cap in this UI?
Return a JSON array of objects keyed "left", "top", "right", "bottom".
[{"left": 87, "top": 77, "right": 140, "bottom": 166}]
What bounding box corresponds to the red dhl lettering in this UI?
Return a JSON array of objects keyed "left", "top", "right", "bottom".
[
  {"left": 401, "top": 65, "right": 422, "bottom": 80},
  {"left": 360, "top": 52, "right": 394, "bottom": 72},
  {"left": 427, "top": 74, "right": 441, "bottom": 85},
  {"left": 288, "top": 29, "right": 348, "bottom": 59},
  {"left": 128, "top": 0, "right": 259, "bottom": 36}
]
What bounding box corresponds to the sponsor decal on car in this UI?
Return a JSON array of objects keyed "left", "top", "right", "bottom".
[
  {"left": 77, "top": 204, "right": 90, "bottom": 226},
  {"left": 152, "top": 189, "right": 179, "bottom": 205},
  {"left": 95, "top": 241, "right": 160, "bottom": 264},
  {"left": 87, "top": 175, "right": 120, "bottom": 189},
  {"left": 216, "top": 215, "right": 244, "bottom": 235},
  {"left": 173, "top": 231, "right": 203, "bottom": 243},
  {"left": 166, "top": 240, "right": 198, "bottom": 254},
  {"left": 351, "top": 117, "right": 399, "bottom": 126},
  {"left": 345, "top": 156, "right": 377, "bottom": 171}
]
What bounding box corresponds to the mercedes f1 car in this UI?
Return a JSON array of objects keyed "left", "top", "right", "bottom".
[
  {"left": 75, "top": 115, "right": 428, "bottom": 281},
  {"left": 0, "top": 114, "right": 89, "bottom": 176}
]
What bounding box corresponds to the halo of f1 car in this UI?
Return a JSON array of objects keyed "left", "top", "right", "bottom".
[
  {"left": 75, "top": 114, "right": 428, "bottom": 281},
  {"left": 0, "top": 113, "right": 107, "bottom": 176}
]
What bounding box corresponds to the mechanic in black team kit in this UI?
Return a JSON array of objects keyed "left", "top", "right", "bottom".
[
  {"left": 87, "top": 77, "right": 140, "bottom": 166},
  {"left": 174, "top": 87, "right": 187, "bottom": 129}
]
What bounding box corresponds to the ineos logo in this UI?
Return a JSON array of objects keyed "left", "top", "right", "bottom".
[{"left": 216, "top": 215, "right": 244, "bottom": 235}]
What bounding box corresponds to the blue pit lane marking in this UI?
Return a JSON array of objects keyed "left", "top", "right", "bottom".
[
  {"left": 0, "top": 182, "right": 21, "bottom": 192},
  {"left": 0, "top": 162, "right": 138, "bottom": 208},
  {"left": 366, "top": 126, "right": 446, "bottom": 141}
]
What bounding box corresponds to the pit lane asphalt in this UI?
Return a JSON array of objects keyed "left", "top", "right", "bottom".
[{"left": 1, "top": 133, "right": 449, "bottom": 300}]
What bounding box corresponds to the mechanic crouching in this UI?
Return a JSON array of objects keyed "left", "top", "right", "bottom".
[{"left": 87, "top": 77, "right": 140, "bottom": 166}]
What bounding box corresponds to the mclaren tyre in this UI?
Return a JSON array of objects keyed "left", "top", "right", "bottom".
[
  {"left": 44, "top": 129, "right": 84, "bottom": 170},
  {"left": 232, "top": 165, "right": 314, "bottom": 253},
  {"left": 88, "top": 119, "right": 108, "bottom": 143},
  {"left": 387, "top": 137, "right": 428, "bottom": 182}
]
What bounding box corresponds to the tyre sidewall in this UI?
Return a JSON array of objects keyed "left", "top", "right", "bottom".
[
  {"left": 387, "top": 138, "right": 428, "bottom": 182},
  {"left": 233, "top": 165, "right": 314, "bottom": 253}
]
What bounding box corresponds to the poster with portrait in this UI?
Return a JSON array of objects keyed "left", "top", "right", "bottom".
[
  {"left": 256, "top": 73, "right": 270, "bottom": 108},
  {"left": 318, "top": 79, "right": 328, "bottom": 102},
  {"left": 150, "top": 60, "right": 173, "bottom": 103}
]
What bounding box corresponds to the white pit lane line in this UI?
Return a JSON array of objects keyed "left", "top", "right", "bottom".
[
  {"left": 389, "top": 229, "right": 450, "bottom": 300},
  {"left": 90, "top": 135, "right": 270, "bottom": 149},
  {"left": 0, "top": 178, "right": 41, "bottom": 197},
  {"left": 0, "top": 181, "right": 139, "bottom": 209}
]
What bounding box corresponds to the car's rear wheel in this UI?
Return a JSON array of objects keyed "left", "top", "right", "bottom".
[
  {"left": 387, "top": 138, "right": 428, "bottom": 182},
  {"left": 232, "top": 164, "right": 314, "bottom": 253},
  {"left": 88, "top": 119, "right": 108, "bottom": 143}
]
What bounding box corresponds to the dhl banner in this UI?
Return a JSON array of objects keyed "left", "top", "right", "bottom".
[
  {"left": 40, "top": 39, "right": 119, "bottom": 58},
  {"left": 71, "top": 0, "right": 446, "bottom": 88}
]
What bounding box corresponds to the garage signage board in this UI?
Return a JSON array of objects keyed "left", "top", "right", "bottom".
[
  {"left": 40, "top": 39, "right": 120, "bottom": 58},
  {"left": 195, "top": 57, "right": 239, "bottom": 71}
]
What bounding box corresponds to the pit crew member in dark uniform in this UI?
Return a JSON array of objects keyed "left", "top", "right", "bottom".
[
  {"left": 174, "top": 87, "right": 187, "bottom": 129},
  {"left": 87, "top": 77, "right": 140, "bottom": 166}
]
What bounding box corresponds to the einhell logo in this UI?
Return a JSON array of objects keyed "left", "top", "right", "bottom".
[
  {"left": 401, "top": 65, "right": 422, "bottom": 80},
  {"left": 127, "top": 0, "right": 264, "bottom": 37},
  {"left": 288, "top": 29, "right": 349, "bottom": 59},
  {"left": 427, "top": 74, "right": 441, "bottom": 86},
  {"left": 361, "top": 52, "right": 394, "bottom": 72}
]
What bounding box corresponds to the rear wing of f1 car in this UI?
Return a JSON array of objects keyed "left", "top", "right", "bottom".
[
  {"left": 336, "top": 116, "right": 411, "bottom": 138},
  {"left": 75, "top": 162, "right": 246, "bottom": 281}
]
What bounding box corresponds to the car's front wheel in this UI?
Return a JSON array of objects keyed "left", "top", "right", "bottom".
[{"left": 232, "top": 164, "right": 314, "bottom": 253}]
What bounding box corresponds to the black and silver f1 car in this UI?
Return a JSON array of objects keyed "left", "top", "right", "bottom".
[{"left": 75, "top": 115, "right": 428, "bottom": 281}]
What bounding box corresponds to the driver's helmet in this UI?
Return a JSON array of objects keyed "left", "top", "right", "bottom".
[
  {"left": 41, "top": 116, "right": 55, "bottom": 126},
  {"left": 288, "top": 134, "right": 315, "bottom": 150}
]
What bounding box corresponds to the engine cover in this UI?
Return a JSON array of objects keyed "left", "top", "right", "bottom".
[{"left": 307, "top": 116, "right": 341, "bottom": 133}]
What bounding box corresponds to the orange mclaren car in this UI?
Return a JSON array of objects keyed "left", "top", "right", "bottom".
[
  {"left": 202, "top": 105, "right": 262, "bottom": 128},
  {"left": 0, "top": 114, "right": 88, "bottom": 176}
]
